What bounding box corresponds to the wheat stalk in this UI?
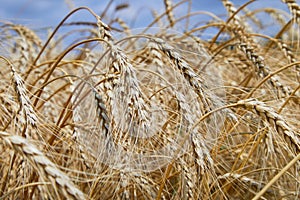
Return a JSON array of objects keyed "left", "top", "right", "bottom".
[{"left": 218, "top": 172, "right": 266, "bottom": 191}]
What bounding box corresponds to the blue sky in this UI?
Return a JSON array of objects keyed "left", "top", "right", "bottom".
[
  {"left": 1, "top": 0, "right": 290, "bottom": 27},
  {"left": 0, "top": 0, "right": 294, "bottom": 42}
]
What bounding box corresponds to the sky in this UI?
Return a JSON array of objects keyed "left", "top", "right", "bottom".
[
  {"left": 0, "top": 0, "right": 291, "bottom": 26},
  {"left": 0, "top": 0, "right": 295, "bottom": 42}
]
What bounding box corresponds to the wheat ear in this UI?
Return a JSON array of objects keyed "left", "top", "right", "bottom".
[
  {"left": 222, "top": 0, "right": 246, "bottom": 27},
  {"left": 264, "top": 8, "right": 289, "bottom": 27},
  {"left": 114, "top": 18, "right": 131, "bottom": 35},
  {"left": 222, "top": 0, "right": 292, "bottom": 97},
  {"left": 96, "top": 16, "right": 114, "bottom": 42},
  {"left": 1, "top": 56, "right": 37, "bottom": 134},
  {"left": 282, "top": 0, "right": 300, "bottom": 23},
  {"left": 180, "top": 159, "right": 196, "bottom": 199},
  {"left": 150, "top": 38, "right": 213, "bottom": 114},
  {"left": 164, "top": 0, "right": 175, "bottom": 27},
  {"left": 11, "top": 64, "right": 38, "bottom": 128},
  {"left": 94, "top": 89, "right": 110, "bottom": 136},
  {"left": 238, "top": 42, "right": 292, "bottom": 97},
  {"left": 150, "top": 38, "right": 215, "bottom": 171},
  {"left": 110, "top": 46, "right": 151, "bottom": 139},
  {"left": 0, "top": 131, "right": 86, "bottom": 200},
  {"left": 237, "top": 99, "right": 300, "bottom": 153},
  {"left": 278, "top": 41, "right": 300, "bottom": 81}
]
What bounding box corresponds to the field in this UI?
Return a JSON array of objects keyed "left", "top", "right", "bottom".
[{"left": 0, "top": 0, "right": 299, "bottom": 199}]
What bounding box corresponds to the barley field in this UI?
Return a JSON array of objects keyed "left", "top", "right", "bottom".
[{"left": 0, "top": 0, "right": 299, "bottom": 199}]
